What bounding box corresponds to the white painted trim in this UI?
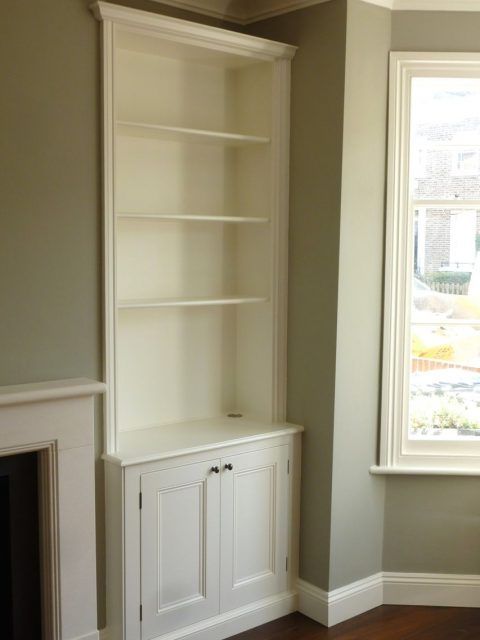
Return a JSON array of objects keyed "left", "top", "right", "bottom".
[
  {"left": 371, "top": 464, "right": 480, "bottom": 476},
  {"left": 145, "top": 0, "right": 333, "bottom": 24},
  {"left": 0, "top": 377, "right": 105, "bottom": 407},
  {"left": 364, "top": 0, "right": 395, "bottom": 8},
  {"left": 147, "top": 0, "right": 247, "bottom": 23},
  {"left": 328, "top": 574, "right": 384, "bottom": 626},
  {"left": 297, "top": 574, "right": 383, "bottom": 627},
  {"left": 379, "top": 52, "right": 480, "bottom": 474},
  {"left": 384, "top": 572, "right": 480, "bottom": 608},
  {"left": 298, "top": 572, "right": 480, "bottom": 628},
  {"left": 91, "top": 2, "right": 296, "bottom": 59},
  {"left": 271, "top": 58, "right": 291, "bottom": 423},
  {"left": 102, "top": 592, "right": 296, "bottom": 640},
  {"left": 0, "top": 382, "right": 102, "bottom": 640},
  {"left": 393, "top": 0, "right": 480, "bottom": 10},
  {"left": 70, "top": 632, "right": 100, "bottom": 640},
  {"left": 296, "top": 579, "right": 328, "bottom": 626},
  {"left": 107, "top": 0, "right": 480, "bottom": 22},
  {"left": 243, "top": 0, "right": 333, "bottom": 23}
]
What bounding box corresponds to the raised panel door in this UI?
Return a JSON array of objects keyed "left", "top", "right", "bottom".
[
  {"left": 140, "top": 460, "right": 220, "bottom": 638},
  {"left": 219, "top": 446, "right": 289, "bottom": 612}
]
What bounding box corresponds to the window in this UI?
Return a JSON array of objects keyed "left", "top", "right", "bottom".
[{"left": 380, "top": 53, "right": 480, "bottom": 474}]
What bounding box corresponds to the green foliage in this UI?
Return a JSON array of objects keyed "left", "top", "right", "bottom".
[
  {"left": 410, "top": 393, "right": 480, "bottom": 432},
  {"left": 428, "top": 271, "right": 471, "bottom": 285}
]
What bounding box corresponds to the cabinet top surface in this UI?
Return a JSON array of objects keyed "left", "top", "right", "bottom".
[{"left": 106, "top": 417, "right": 303, "bottom": 466}]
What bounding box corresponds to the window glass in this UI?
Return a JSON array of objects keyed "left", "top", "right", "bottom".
[
  {"left": 408, "top": 77, "right": 480, "bottom": 440},
  {"left": 411, "top": 77, "right": 480, "bottom": 201}
]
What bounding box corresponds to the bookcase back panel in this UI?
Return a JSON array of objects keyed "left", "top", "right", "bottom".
[
  {"left": 115, "top": 136, "right": 271, "bottom": 219},
  {"left": 117, "top": 304, "right": 273, "bottom": 431},
  {"left": 236, "top": 302, "right": 273, "bottom": 420},
  {"left": 115, "top": 44, "right": 272, "bottom": 136},
  {"left": 115, "top": 136, "right": 236, "bottom": 216},
  {"left": 116, "top": 219, "right": 270, "bottom": 301},
  {"left": 117, "top": 306, "right": 237, "bottom": 431}
]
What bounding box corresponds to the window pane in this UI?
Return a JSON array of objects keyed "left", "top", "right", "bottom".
[
  {"left": 410, "top": 77, "right": 480, "bottom": 201},
  {"left": 408, "top": 78, "right": 480, "bottom": 440}
]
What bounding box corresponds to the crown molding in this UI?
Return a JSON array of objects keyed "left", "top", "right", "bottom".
[
  {"left": 92, "top": 2, "right": 296, "bottom": 58},
  {"left": 364, "top": 0, "right": 394, "bottom": 8},
  {"left": 393, "top": 0, "right": 480, "bottom": 9},
  {"left": 145, "top": 0, "right": 480, "bottom": 23},
  {"left": 149, "top": 0, "right": 332, "bottom": 24}
]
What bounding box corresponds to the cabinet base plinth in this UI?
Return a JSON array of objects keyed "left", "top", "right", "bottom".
[{"left": 102, "top": 591, "right": 297, "bottom": 640}]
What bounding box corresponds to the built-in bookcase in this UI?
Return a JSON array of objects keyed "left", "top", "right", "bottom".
[{"left": 95, "top": 2, "right": 296, "bottom": 452}]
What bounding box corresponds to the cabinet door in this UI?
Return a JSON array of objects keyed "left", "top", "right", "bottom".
[
  {"left": 220, "top": 446, "right": 289, "bottom": 612},
  {"left": 141, "top": 460, "right": 220, "bottom": 638}
]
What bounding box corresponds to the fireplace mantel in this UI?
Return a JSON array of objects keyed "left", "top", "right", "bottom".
[{"left": 0, "top": 377, "right": 106, "bottom": 640}]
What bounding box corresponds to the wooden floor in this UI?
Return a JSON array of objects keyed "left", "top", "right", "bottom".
[{"left": 229, "top": 607, "right": 480, "bottom": 639}]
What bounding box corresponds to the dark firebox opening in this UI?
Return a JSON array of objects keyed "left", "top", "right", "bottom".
[{"left": 0, "top": 452, "right": 42, "bottom": 640}]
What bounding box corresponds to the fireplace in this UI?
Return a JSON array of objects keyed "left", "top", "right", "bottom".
[{"left": 0, "top": 378, "right": 105, "bottom": 640}]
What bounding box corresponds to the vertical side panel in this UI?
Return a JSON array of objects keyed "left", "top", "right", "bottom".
[
  {"left": 271, "top": 59, "right": 291, "bottom": 423},
  {"left": 125, "top": 465, "right": 141, "bottom": 640},
  {"left": 102, "top": 18, "right": 118, "bottom": 454},
  {"left": 104, "top": 462, "right": 125, "bottom": 640}
]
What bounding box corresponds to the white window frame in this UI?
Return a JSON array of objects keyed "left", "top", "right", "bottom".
[{"left": 377, "top": 52, "right": 480, "bottom": 476}]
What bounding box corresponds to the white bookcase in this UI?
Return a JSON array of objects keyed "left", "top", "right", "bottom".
[{"left": 92, "top": 4, "right": 302, "bottom": 639}]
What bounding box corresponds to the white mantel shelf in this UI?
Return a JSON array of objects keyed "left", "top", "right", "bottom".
[
  {"left": 105, "top": 417, "right": 303, "bottom": 466},
  {"left": 0, "top": 377, "right": 106, "bottom": 407}
]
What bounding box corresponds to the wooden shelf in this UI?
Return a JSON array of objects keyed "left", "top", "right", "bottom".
[
  {"left": 117, "top": 295, "right": 269, "bottom": 309},
  {"left": 116, "top": 121, "right": 270, "bottom": 146},
  {"left": 116, "top": 213, "right": 270, "bottom": 224}
]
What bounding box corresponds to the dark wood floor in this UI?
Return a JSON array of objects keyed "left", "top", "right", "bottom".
[{"left": 229, "top": 607, "right": 480, "bottom": 639}]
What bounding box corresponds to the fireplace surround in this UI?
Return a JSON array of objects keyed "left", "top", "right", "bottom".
[{"left": 0, "top": 378, "right": 105, "bottom": 640}]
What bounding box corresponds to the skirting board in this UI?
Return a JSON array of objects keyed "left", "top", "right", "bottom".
[
  {"left": 383, "top": 572, "right": 480, "bottom": 609},
  {"left": 72, "top": 633, "right": 100, "bottom": 640},
  {"left": 297, "top": 574, "right": 383, "bottom": 627},
  {"left": 297, "top": 572, "right": 480, "bottom": 627},
  {"left": 99, "top": 590, "right": 297, "bottom": 640}
]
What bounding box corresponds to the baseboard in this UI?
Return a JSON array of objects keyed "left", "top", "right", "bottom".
[
  {"left": 296, "top": 579, "right": 328, "bottom": 625},
  {"left": 100, "top": 572, "right": 480, "bottom": 638},
  {"left": 383, "top": 572, "right": 480, "bottom": 608},
  {"left": 70, "top": 632, "right": 100, "bottom": 640},
  {"left": 298, "top": 571, "right": 480, "bottom": 627},
  {"left": 99, "top": 591, "right": 297, "bottom": 640},
  {"left": 297, "top": 573, "right": 383, "bottom": 627}
]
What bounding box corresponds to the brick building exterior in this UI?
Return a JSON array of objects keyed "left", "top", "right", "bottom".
[{"left": 413, "top": 117, "right": 480, "bottom": 278}]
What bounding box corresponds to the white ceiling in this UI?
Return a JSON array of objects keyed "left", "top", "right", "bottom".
[{"left": 151, "top": 0, "right": 480, "bottom": 23}]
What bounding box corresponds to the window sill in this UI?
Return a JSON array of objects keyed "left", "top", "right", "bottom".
[{"left": 370, "top": 465, "right": 480, "bottom": 477}]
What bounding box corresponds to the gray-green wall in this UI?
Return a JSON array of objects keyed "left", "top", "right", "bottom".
[
  {"left": 249, "top": 0, "right": 347, "bottom": 590},
  {"left": 382, "top": 10, "right": 480, "bottom": 576},
  {"left": 329, "top": 0, "right": 390, "bottom": 590}
]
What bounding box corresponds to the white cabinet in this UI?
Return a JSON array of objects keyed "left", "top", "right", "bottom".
[
  {"left": 139, "top": 446, "right": 289, "bottom": 639},
  {"left": 92, "top": 3, "right": 301, "bottom": 639}
]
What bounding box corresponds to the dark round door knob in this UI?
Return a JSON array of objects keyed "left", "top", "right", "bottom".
[
  {"left": 225, "top": 463, "right": 233, "bottom": 471},
  {"left": 211, "top": 466, "right": 220, "bottom": 474}
]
